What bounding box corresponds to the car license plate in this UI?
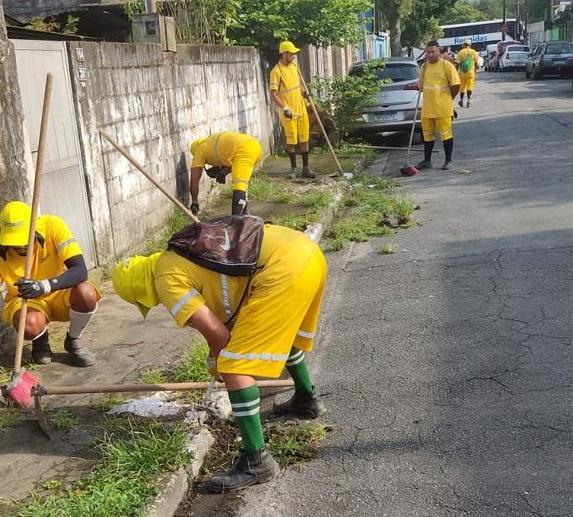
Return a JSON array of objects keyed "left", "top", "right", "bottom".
[{"left": 375, "top": 113, "right": 399, "bottom": 122}]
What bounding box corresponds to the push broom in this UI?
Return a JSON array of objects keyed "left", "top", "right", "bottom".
[
  {"left": 399, "top": 89, "right": 423, "bottom": 177},
  {"left": 4, "top": 74, "right": 53, "bottom": 408}
]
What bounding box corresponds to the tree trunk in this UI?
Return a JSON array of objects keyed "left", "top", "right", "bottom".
[{"left": 389, "top": 15, "right": 402, "bottom": 56}]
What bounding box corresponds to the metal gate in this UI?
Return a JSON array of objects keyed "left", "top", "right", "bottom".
[{"left": 12, "top": 40, "right": 96, "bottom": 268}]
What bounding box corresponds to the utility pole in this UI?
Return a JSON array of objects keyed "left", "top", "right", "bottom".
[{"left": 502, "top": 0, "right": 507, "bottom": 40}]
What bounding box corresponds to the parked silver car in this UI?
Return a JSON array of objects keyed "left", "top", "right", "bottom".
[
  {"left": 499, "top": 45, "right": 530, "bottom": 71},
  {"left": 351, "top": 58, "right": 421, "bottom": 135}
]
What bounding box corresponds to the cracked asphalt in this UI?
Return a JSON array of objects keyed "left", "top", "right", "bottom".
[{"left": 238, "top": 72, "right": 573, "bottom": 516}]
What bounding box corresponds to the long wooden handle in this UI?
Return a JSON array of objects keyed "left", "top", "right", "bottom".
[
  {"left": 99, "top": 130, "right": 200, "bottom": 224},
  {"left": 14, "top": 74, "right": 53, "bottom": 374},
  {"left": 405, "top": 90, "right": 422, "bottom": 164},
  {"left": 297, "top": 69, "right": 344, "bottom": 176},
  {"left": 38, "top": 379, "right": 294, "bottom": 396}
]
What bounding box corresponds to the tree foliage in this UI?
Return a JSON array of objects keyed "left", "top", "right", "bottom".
[
  {"left": 402, "top": 0, "right": 455, "bottom": 48},
  {"left": 229, "top": 0, "right": 372, "bottom": 49},
  {"left": 441, "top": 1, "right": 489, "bottom": 25}
]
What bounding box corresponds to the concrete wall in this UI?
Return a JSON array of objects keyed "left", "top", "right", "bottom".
[
  {"left": 67, "top": 41, "right": 273, "bottom": 262},
  {"left": 0, "top": 1, "right": 31, "bottom": 354}
]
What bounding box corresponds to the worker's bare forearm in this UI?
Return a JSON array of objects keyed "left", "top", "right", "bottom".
[
  {"left": 451, "top": 86, "right": 460, "bottom": 98},
  {"left": 188, "top": 305, "right": 230, "bottom": 357},
  {"left": 190, "top": 167, "right": 202, "bottom": 202},
  {"left": 270, "top": 91, "right": 285, "bottom": 109}
]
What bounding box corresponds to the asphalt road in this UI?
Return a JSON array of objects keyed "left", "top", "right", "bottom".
[{"left": 240, "top": 72, "right": 573, "bottom": 516}]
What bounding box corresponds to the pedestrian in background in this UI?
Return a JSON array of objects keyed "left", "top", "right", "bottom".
[{"left": 456, "top": 40, "right": 480, "bottom": 108}]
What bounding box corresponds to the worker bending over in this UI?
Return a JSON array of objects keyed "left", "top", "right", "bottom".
[
  {"left": 456, "top": 40, "right": 479, "bottom": 108},
  {"left": 189, "top": 131, "right": 263, "bottom": 216},
  {"left": 0, "top": 201, "right": 98, "bottom": 366},
  {"left": 112, "top": 223, "right": 327, "bottom": 492}
]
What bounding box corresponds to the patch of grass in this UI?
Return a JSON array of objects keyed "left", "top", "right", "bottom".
[
  {"left": 392, "top": 195, "right": 416, "bottom": 225},
  {"left": 266, "top": 422, "right": 328, "bottom": 468},
  {"left": 299, "top": 190, "right": 334, "bottom": 209},
  {"left": 0, "top": 408, "right": 21, "bottom": 430},
  {"left": 248, "top": 172, "right": 294, "bottom": 204},
  {"left": 41, "top": 480, "right": 63, "bottom": 491},
  {"left": 267, "top": 210, "right": 322, "bottom": 231},
  {"left": 52, "top": 409, "right": 78, "bottom": 431},
  {"left": 139, "top": 368, "right": 167, "bottom": 385},
  {"left": 377, "top": 243, "right": 396, "bottom": 255},
  {"left": 146, "top": 209, "right": 191, "bottom": 254},
  {"left": 96, "top": 394, "right": 126, "bottom": 413},
  {"left": 0, "top": 366, "right": 11, "bottom": 385},
  {"left": 171, "top": 339, "right": 210, "bottom": 383},
  {"left": 18, "top": 417, "right": 189, "bottom": 517}
]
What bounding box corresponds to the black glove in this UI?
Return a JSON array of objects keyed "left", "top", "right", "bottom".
[
  {"left": 205, "top": 166, "right": 229, "bottom": 184},
  {"left": 283, "top": 108, "right": 294, "bottom": 119},
  {"left": 15, "top": 278, "right": 51, "bottom": 299},
  {"left": 190, "top": 202, "right": 199, "bottom": 216}
]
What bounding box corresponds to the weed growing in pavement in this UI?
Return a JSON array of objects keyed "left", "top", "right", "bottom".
[
  {"left": 41, "top": 480, "right": 63, "bottom": 491},
  {"left": 0, "top": 366, "right": 11, "bottom": 385},
  {"left": 96, "top": 394, "right": 126, "bottom": 413},
  {"left": 266, "top": 422, "right": 328, "bottom": 468},
  {"left": 248, "top": 172, "right": 295, "bottom": 204},
  {"left": 52, "top": 409, "right": 78, "bottom": 430},
  {"left": 18, "top": 417, "right": 189, "bottom": 517},
  {"left": 0, "top": 408, "right": 21, "bottom": 430},
  {"left": 139, "top": 368, "right": 167, "bottom": 385},
  {"left": 392, "top": 195, "right": 417, "bottom": 225},
  {"left": 299, "top": 190, "right": 334, "bottom": 209},
  {"left": 145, "top": 208, "right": 190, "bottom": 254},
  {"left": 378, "top": 243, "right": 396, "bottom": 255},
  {"left": 267, "top": 210, "right": 322, "bottom": 231}
]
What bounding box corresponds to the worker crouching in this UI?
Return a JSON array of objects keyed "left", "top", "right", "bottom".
[
  {"left": 0, "top": 201, "right": 99, "bottom": 366},
  {"left": 112, "top": 223, "right": 327, "bottom": 492}
]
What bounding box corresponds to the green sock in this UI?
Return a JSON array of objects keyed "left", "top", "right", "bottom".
[
  {"left": 228, "top": 385, "right": 265, "bottom": 453},
  {"left": 286, "top": 347, "right": 313, "bottom": 395}
]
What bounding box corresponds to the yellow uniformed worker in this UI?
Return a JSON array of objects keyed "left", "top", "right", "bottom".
[
  {"left": 189, "top": 131, "right": 263, "bottom": 216},
  {"left": 418, "top": 40, "right": 461, "bottom": 171},
  {"left": 0, "top": 201, "right": 99, "bottom": 366},
  {"left": 456, "top": 40, "right": 479, "bottom": 108},
  {"left": 270, "top": 41, "right": 316, "bottom": 179},
  {"left": 112, "top": 223, "right": 327, "bottom": 492}
]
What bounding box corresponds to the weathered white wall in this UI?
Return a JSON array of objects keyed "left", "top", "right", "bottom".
[{"left": 67, "top": 42, "right": 273, "bottom": 262}]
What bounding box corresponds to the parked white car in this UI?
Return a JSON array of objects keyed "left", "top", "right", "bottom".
[{"left": 499, "top": 45, "right": 530, "bottom": 72}]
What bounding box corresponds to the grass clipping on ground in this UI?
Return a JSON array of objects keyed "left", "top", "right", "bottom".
[
  {"left": 322, "top": 174, "right": 417, "bottom": 252},
  {"left": 17, "top": 417, "right": 189, "bottom": 517}
]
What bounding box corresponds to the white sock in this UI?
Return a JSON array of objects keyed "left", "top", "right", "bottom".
[{"left": 68, "top": 305, "right": 97, "bottom": 339}]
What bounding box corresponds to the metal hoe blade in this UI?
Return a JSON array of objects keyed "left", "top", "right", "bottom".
[{"left": 33, "top": 386, "right": 51, "bottom": 439}]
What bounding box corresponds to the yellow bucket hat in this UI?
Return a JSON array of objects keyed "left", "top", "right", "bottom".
[
  {"left": 190, "top": 137, "right": 209, "bottom": 155},
  {"left": 0, "top": 201, "right": 32, "bottom": 247},
  {"left": 279, "top": 41, "right": 300, "bottom": 55},
  {"left": 111, "top": 252, "right": 162, "bottom": 318}
]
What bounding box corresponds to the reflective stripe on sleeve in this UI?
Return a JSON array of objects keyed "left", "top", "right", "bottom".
[
  {"left": 220, "top": 274, "right": 232, "bottom": 318},
  {"left": 56, "top": 238, "right": 77, "bottom": 252},
  {"left": 219, "top": 349, "right": 289, "bottom": 362},
  {"left": 169, "top": 288, "right": 200, "bottom": 317}
]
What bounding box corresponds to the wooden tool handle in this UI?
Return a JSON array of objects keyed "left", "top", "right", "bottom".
[
  {"left": 297, "top": 69, "right": 344, "bottom": 175},
  {"left": 14, "top": 74, "right": 53, "bottom": 374},
  {"left": 38, "top": 379, "right": 294, "bottom": 396},
  {"left": 99, "top": 130, "right": 200, "bottom": 224}
]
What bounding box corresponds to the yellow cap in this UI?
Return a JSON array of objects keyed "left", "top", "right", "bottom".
[
  {"left": 111, "top": 253, "right": 162, "bottom": 318},
  {"left": 190, "top": 137, "right": 208, "bottom": 155},
  {"left": 279, "top": 41, "right": 300, "bottom": 55},
  {"left": 0, "top": 201, "right": 32, "bottom": 247}
]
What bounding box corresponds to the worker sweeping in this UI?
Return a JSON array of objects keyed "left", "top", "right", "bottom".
[
  {"left": 270, "top": 41, "right": 316, "bottom": 180},
  {"left": 456, "top": 40, "right": 479, "bottom": 108},
  {"left": 189, "top": 131, "right": 264, "bottom": 216},
  {"left": 112, "top": 222, "right": 327, "bottom": 492},
  {"left": 418, "top": 40, "right": 461, "bottom": 171},
  {"left": 0, "top": 201, "right": 98, "bottom": 366}
]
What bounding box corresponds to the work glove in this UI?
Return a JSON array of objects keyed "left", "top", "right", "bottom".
[
  {"left": 205, "top": 166, "right": 230, "bottom": 184},
  {"left": 207, "top": 355, "right": 223, "bottom": 382},
  {"left": 15, "top": 278, "right": 51, "bottom": 299},
  {"left": 190, "top": 202, "right": 200, "bottom": 216},
  {"left": 283, "top": 107, "right": 294, "bottom": 119}
]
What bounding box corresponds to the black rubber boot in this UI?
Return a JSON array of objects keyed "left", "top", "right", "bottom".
[
  {"left": 204, "top": 448, "right": 279, "bottom": 493},
  {"left": 231, "top": 190, "right": 249, "bottom": 216},
  {"left": 64, "top": 333, "right": 96, "bottom": 367},
  {"left": 416, "top": 160, "right": 433, "bottom": 170},
  {"left": 31, "top": 330, "right": 52, "bottom": 365},
  {"left": 287, "top": 167, "right": 297, "bottom": 180},
  {"left": 302, "top": 166, "right": 316, "bottom": 178},
  {"left": 273, "top": 386, "right": 326, "bottom": 419}
]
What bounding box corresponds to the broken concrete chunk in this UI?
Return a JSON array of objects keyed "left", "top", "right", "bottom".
[{"left": 108, "top": 392, "right": 182, "bottom": 418}]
